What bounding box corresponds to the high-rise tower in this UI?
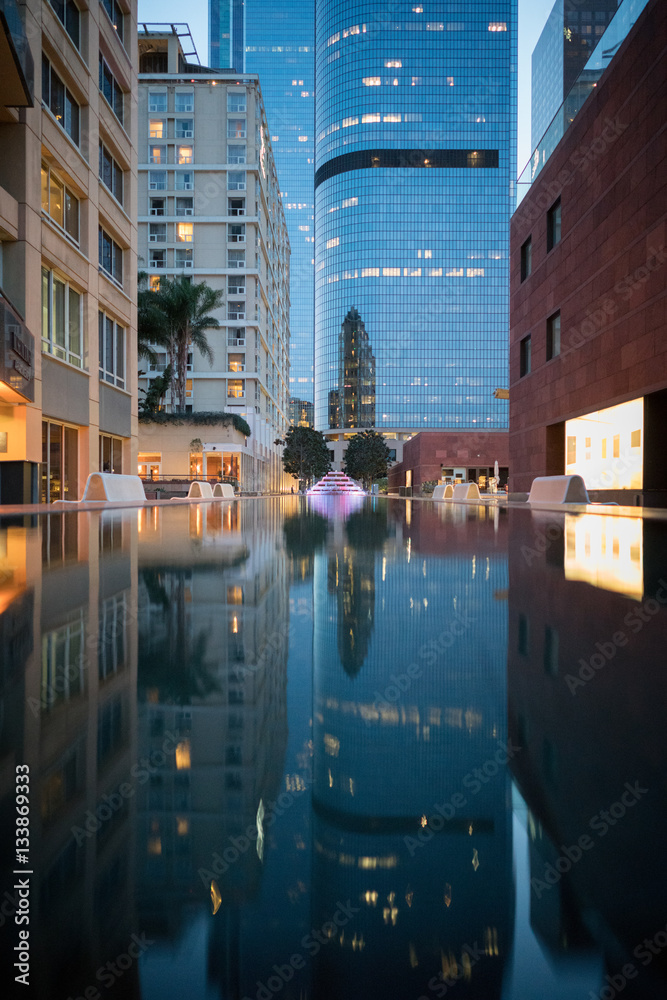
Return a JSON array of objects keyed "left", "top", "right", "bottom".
[{"left": 314, "top": 2, "right": 517, "bottom": 466}]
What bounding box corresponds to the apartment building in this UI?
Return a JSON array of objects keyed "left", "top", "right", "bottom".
[
  {"left": 137, "top": 27, "right": 291, "bottom": 493},
  {"left": 0, "top": 0, "right": 139, "bottom": 504}
]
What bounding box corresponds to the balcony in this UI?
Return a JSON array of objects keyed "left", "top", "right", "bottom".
[{"left": 0, "top": 0, "right": 34, "bottom": 110}]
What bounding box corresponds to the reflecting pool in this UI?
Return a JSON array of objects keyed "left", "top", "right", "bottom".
[{"left": 1, "top": 498, "right": 666, "bottom": 999}]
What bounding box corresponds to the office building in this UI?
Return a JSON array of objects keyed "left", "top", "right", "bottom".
[
  {"left": 314, "top": 2, "right": 517, "bottom": 468},
  {"left": 209, "top": 1, "right": 316, "bottom": 410},
  {"left": 531, "top": 0, "right": 619, "bottom": 151},
  {"left": 510, "top": 0, "right": 667, "bottom": 501},
  {"left": 0, "top": 0, "right": 139, "bottom": 504},
  {"left": 137, "top": 26, "right": 291, "bottom": 492}
]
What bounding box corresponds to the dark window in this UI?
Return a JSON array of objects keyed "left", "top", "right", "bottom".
[
  {"left": 520, "top": 237, "right": 532, "bottom": 281},
  {"left": 519, "top": 334, "right": 531, "bottom": 377},
  {"left": 101, "top": 0, "right": 124, "bottom": 44},
  {"left": 518, "top": 613, "right": 529, "bottom": 655},
  {"left": 49, "top": 0, "right": 80, "bottom": 49},
  {"left": 42, "top": 57, "right": 80, "bottom": 145},
  {"left": 99, "top": 55, "right": 124, "bottom": 124},
  {"left": 546, "top": 311, "right": 561, "bottom": 360},
  {"left": 544, "top": 626, "right": 559, "bottom": 676},
  {"left": 99, "top": 142, "right": 123, "bottom": 204},
  {"left": 98, "top": 227, "right": 123, "bottom": 285},
  {"left": 547, "top": 198, "right": 561, "bottom": 251}
]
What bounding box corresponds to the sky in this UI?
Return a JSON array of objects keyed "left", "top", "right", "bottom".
[{"left": 137, "top": 0, "right": 556, "bottom": 174}]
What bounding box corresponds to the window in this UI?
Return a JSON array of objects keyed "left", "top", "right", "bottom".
[
  {"left": 49, "top": 0, "right": 80, "bottom": 49},
  {"left": 148, "top": 119, "right": 165, "bottom": 139},
  {"left": 228, "top": 301, "right": 245, "bottom": 320},
  {"left": 99, "top": 55, "right": 124, "bottom": 125},
  {"left": 150, "top": 197, "right": 165, "bottom": 216},
  {"left": 228, "top": 172, "right": 246, "bottom": 190},
  {"left": 174, "top": 91, "right": 193, "bottom": 112},
  {"left": 42, "top": 267, "right": 84, "bottom": 367},
  {"left": 227, "top": 119, "right": 246, "bottom": 139},
  {"left": 175, "top": 197, "right": 193, "bottom": 217},
  {"left": 228, "top": 145, "right": 246, "bottom": 164},
  {"left": 228, "top": 250, "right": 245, "bottom": 268},
  {"left": 228, "top": 379, "right": 244, "bottom": 398},
  {"left": 42, "top": 57, "right": 80, "bottom": 145},
  {"left": 149, "top": 275, "right": 160, "bottom": 291},
  {"left": 99, "top": 142, "right": 124, "bottom": 204},
  {"left": 228, "top": 276, "right": 245, "bottom": 295},
  {"left": 175, "top": 172, "right": 194, "bottom": 190},
  {"left": 175, "top": 249, "right": 193, "bottom": 268},
  {"left": 149, "top": 223, "right": 166, "bottom": 243},
  {"left": 101, "top": 0, "right": 124, "bottom": 44},
  {"left": 149, "top": 249, "right": 165, "bottom": 268},
  {"left": 228, "top": 223, "right": 245, "bottom": 243},
  {"left": 175, "top": 119, "right": 193, "bottom": 138},
  {"left": 41, "top": 163, "right": 79, "bottom": 243},
  {"left": 228, "top": 328, "right": 245, "bottom": 346},
  {"left": 546, "top": 312, "right": 561, "bottom": 360},
  {"left": 547, "top": 198, "right": 561, "bottom": 252},
  {"left": 519, "top": 334, "right": 531, "bottom": 377},
  {"left": 227, "top": 92, "right": 246, "bottom": 113},
  {"left": 520, "top": 237, "right": 532, "bottom": 281},
  {"left": 148, "top": 91, "right": 167, "bottom": 113},
  {"left": 228, "top": 197, "right": 245, "bottom": 216},
  {"left": 176, "top": 222, "right": 193, "bottom": 242},
  {"left": 99, "top": 436, "right": 123, "bottom": 477},
  {"left": 149, "top": 145, "right": 166, "bottom": 164},
  {"left": 99, "top": 226, "right": 123, "bottom": 285},
  {"left": 149, "top": 171, "right": 166, "bottom": 190},
  {"left": 177, "top": 145, "right": 193, "bottom": 165},
  {"left": 228, "top": 353, "right": 245, "bottom": 372},
  {"left": 98, "top": 311, "right": 125, "bottom": 388},
  {"left": 518, "top": 614, "right": 529, "bottom": 656}
]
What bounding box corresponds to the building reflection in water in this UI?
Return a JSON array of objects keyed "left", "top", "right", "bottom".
[
  {"left": 135, "top": 502, "right": 289, "bottom": 993},
  {"left": 0, "top": 510, "right": 141, "bottom": 998},
  {"left": 312, "top": 499, "right": 514, "bottom": 998},
  {"left": 328, "top": 306, "right": 376, "bottom": 430},
  {"left": 508, "top": 509, "right": 667, "bottom": 997}
]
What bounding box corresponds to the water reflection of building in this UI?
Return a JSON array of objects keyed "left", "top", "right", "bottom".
[
  {"left": 135, "top": 502, "right": 288, "bottom": 944},
  {"left": 328, "top": 308, "right": 376, "bottom": 430},
  {"left": 0, "top": 511, "right": 141, "bottom": 998},
  {"left": 507, "top": 509, "right": 667, "bottom": 995},
  {"left": 312, "top": 500, "right": 514, "bottom": 998}
]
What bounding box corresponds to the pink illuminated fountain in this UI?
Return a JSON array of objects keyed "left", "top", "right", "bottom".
[{"left": 307, "top": 471, "right": 366, "bottom": 495}]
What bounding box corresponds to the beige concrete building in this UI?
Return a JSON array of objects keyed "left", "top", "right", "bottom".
[
  {"left": 137, "top": 26, "right": 291, "bottom": 493},
  {"left": 0, "top": 0, "right": 138, "bottom": 504}
]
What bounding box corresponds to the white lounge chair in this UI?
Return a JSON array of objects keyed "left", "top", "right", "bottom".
[
  {"left": 527, "top": 475, "right": 589, "bottom": 505},
  {"left": 432, "top": 484, "right": 454, "bottom": 500},
  {"left": 213, "top": 483, "right": 235, "bottom": 498},
  {"left": 52, "top": 473, "right": 146, "bottom": 504}
]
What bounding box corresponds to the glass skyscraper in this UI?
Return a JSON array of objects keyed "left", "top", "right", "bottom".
[
  {"left": 315, "top": 2, "right": 517, "bottom": 451},
  {"left": 209, "top": 1, "right": 316, "bottom": 410}
]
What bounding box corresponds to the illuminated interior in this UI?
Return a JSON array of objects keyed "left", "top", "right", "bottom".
[
  {"left": 564, "top": 514, "right": 643, "bottom": 600},
  {"left": 565, "top": 398, "right": 643, "bottom": 490}
]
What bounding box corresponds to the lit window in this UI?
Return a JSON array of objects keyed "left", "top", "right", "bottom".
[
  {"left": 178, "top": 146, "right": 193, "bottom": 164},
  {"left": 488, "top": 22, "right": 507, "bottom": 31},
  {"left": 342, "top": 117, "right": 358, "bottom": 127},
  {"left": 175, "top": 740, "right": 191, "bottom": 769},
  {"left": 446, "top": 268, "right": 464, "bottom": 277},
  {"left": 429, "top": 268, "right": 443, "bottom": 276},
  {"left": 149, "top": 275, "right": 160, "bottom": 291},
  {"left": 467, "top": 268, "right": 484, "bottom": 277},
  {"left": 404, "top": 267, "right": 421, "bottom": 277},
  {"left": 361, "top": 268, "right": 379, "bottom": 277},
  {"left": 176, "top": 223, "right": 193, "bottom": 242},
  {"left": 383, "top": 113, "right": 401, "bottom": 122},
  {"left": 426, "top": 22, "right": 444, "bottom": 30},
  {"left": 362, "top": 113, "right": 381, "bottom": 123},
  {"left": 413, "top": 5, "right": 423, "bottom": 12},
  {"left": 342, "top": 196, "right": 358, "bottom": 208},
  {"left": 298, "top": 135, "right": 308, "bottom": 141},
  {"left": 383, "top": 268, "right": 400, "bottom": 276},
  {"left": 385, "top": 60, "right": 402, "bottom": 68},
  {"left": 363, "top": 77, "right": 381, "bottom": 86},
  {"left": 327, "top": 32, "right": 340, "bottom": 46},
  {"left": 149, "top": 119, "right": 165, "bottom": 139},
  {"left": 149, "top": 145, "right": 165, "bottom": 164},
  {"left": 41, "top": 163, "right": 79, "bottom": 243},
  {"left": 326, "top": 237, "right": 339, "bottom": 248},
  {"left": 447, "top": 77, "right": 454, "bottom": 86}
]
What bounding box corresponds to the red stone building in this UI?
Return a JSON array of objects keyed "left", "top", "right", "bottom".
[
  {"left": 509, "top": 0, "right": 667, "bottom": 501},
  {"left": 387, "top": 431, "right": 509, "bottom": 493}
]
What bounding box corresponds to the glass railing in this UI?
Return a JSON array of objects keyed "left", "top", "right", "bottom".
[
  {"left": 516, "top": 0, "right": 651, "bottom": 205},
  {"left": 0, "top": 0, "right": 35, "bottom": 106}
]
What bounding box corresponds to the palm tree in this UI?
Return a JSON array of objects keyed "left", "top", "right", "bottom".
[
  {"left": 153, "top": 276, "right": 225, "bottom": 411},
  {"left": 137, "top": 271, "right": 170, "bottom": 365}
]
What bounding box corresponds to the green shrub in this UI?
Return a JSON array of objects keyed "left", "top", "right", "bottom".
[{"left": 139, "top": 411, "right": 251, "bottom": 438}]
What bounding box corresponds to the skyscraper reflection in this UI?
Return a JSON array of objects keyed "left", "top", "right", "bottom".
[
  {"left": 328, "top": 307, "right": 376, "bottom": 430},
  {"left": 311, "top": 499, "right": 514, "bottom": 998}
]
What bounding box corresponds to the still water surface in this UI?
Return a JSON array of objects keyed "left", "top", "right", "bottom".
[{"left": 1, "top": 497, "right": 666, "bottom": 1000}]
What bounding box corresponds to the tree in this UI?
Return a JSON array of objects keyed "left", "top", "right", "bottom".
[
  {"left": 278, "top": 426, "right": 331, "bottom": 488},
  {"left": 139, "top": 363, "right": 172, "bottom": 416},
  {"left": 138, "top": 274, "right": 225, "bottom": 411},
  {"left": 137, "top": 271, "right": 169, "bottom": 364},
  {"left": 344, "top": 429, "right": 391, "bottom": 490}
]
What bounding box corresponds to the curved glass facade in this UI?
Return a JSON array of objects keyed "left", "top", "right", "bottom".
[{"left": 314, "top": 1, "right": 517, "bottom": 434}]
